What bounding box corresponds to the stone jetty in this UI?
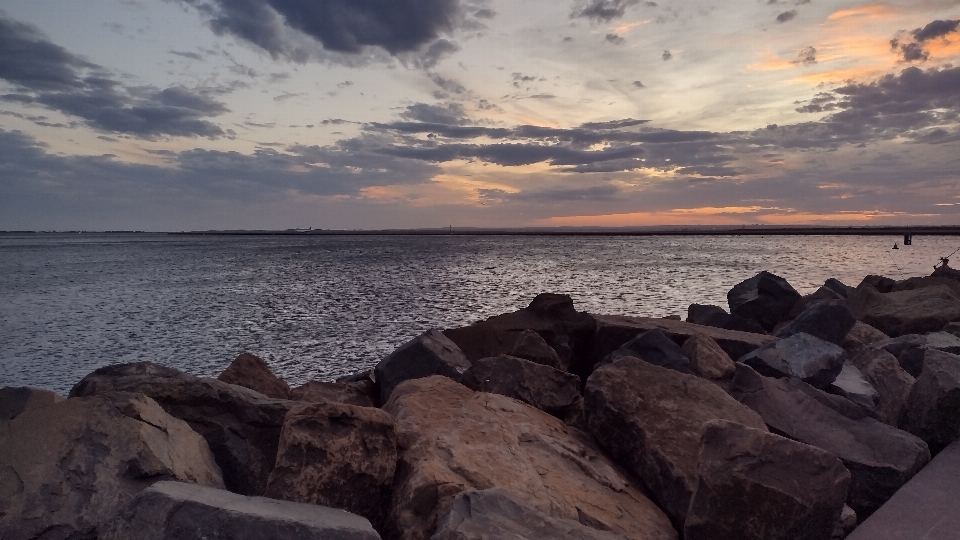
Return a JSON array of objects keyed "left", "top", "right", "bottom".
[{"left": 3, "top": 267, "right": 960, "bottom": 540}]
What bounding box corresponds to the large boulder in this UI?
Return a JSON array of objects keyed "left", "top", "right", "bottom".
[
  {"left": 265, "top": 401, "right": 397, "bottom": 530},
  {"left": 826, "top": 362, "right": 880, "bottom": 415},
  {"left": 432, "top": 488, "right": 629, "bottom": 540},
  {"left": 730, "top": 365, "right": 930, "bottom": 517},
  {"left": 0, "top": 392, "right": 224, "bottom": 540},
  {"left": 375, "top": 329, "right": 472, "bottom": 404},
  {"left": 727, "top": 271, "right": 802, "bottom": 332},
  {"left": 775, "top": 301, "right": 857, "bottom": 345},
  {"left": 584, "top": 357, "right": 767, "bottom": 528},
  {"left": 824, "top": 278, "right": 855, "bottom": 298},
  {"left": 846, "top": 284, "right": 960, "bottom": 337},
  {"left": 849, "top": 348, "right": 915, "bottom": 426},
  {"left": 218, "top": 352, "right": 291, "bottom": 399},
  {"left": 681, "top": 334, "right": 736, "bottom": 380},
  {"left": 944, "top": 321, "right": 960, "bottom": 338},
  {"left": 460, "top": 355, "right": 582, "bottom": 420},
  {"left": 858, "top": 275, "right": 896, "bottom": 293},
  {"left": 291, "top": 380, "right": 377, "bottom": 407},
  {"left": 600, "top": 329, "right": 692, "bottom": 374},
  {"left": 872, "top": 332, "right": 960, "bottom": 377},
  {"left": 98, "top": 481, "right": 381, "bottom": 540},
  {"left": 685, "top": 304, "right": 767, "bottom": 334},
  {"left": 0, "top": 386, "right": 63, "bottom": 420},
  {"left": 739, "top": 332, "right": 847, "bottom": 389},
  {"left": 683, "top": 420, "right": 850, "bottom": 540},
  {"left": 69, "top": 361, "right": 297, "bottom": 496},
  {"left": 898, "top": 349, "right": 960, "bottom": 455},
  {"left": 841, "top": 321, "right": 890, "bottom": 358},
  {"left": 508, "top": 329, "right": 565, "bottom": 370},
  {"left": 382, "top": 375, "right": 677, "bottom": 540}
]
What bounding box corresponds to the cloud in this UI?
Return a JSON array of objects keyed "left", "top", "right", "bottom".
[
  {"left": 399, "top": 102, "right": 468, "bottom": 125},
  {"left": 632, "top": 80, "right": 645, "bottom": 88},
  {"left": 890, "top": 19, "right": 959, "bottom": 62},
  {"left": 662, "top": 50, "right": 672, "bottom": 61},
  {"left": 605, "top": 33, "right": 625, "bottom": 45},
  {"left": 169, "top": 50, "right": 205, "bottom": 60},
  {"left": 571, "top": 0, "right": 640, "bottom": 21},
  {"left": 912, "top": 19, "right": 960, "bottom": 42},
  {"left": 791, "top": 46, "right": 816, "bottom": 65},
  {"left": 776, "top": 10, "right": 797, "bottom": 23},
  {"left": 411, "top": 39, "right": 460, "bottom": 69}
]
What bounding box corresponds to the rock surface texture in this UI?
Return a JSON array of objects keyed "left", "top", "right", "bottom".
[
  {"left": 898, "top": 349, "right": 960, "bottom": 455},
  {"left": 99, "top": 481, "right": 381, "bottom": 540},
  {"left": 584, "top": 357, "right": 767, "bottom": 527},
  {"left": 680, "top": 334, "right": 736, "bottom": 380},
  {"left": 739, "top": 332, "right": 846, "bottom": 389},
  {"left": 508, "top": 329, "right": 565, "bottom": 370},
  {"left": 826, "top": 362, "right": 880, "bottom": 414},
  {"left": 0, "top": 386, "right": 63, "bottom": 420},
  {"left": 727, "top": 271, "right": 802, "bottom": 332},
  {"left": 375, "top": 329, "right": 472, "bottom": 403},
  {"left": 291, "top": 380, "right": 377, "bottom": 407},
  {"left": 846, "top": 284, "right": 960, "bottom": 337},
  {"left": 685, "top": 304, "right": 767, "bottom": 335},
  {"left": 601, "top": 328, "right": 692, "bottom": 373},
  {"left": 217, "top": 352, "right": 291, "bottom": 399},
  {"left": 265, "top": 401, "right": 397, "bottom": 530},
  {"left": 0, "top": 392, "right": 224, "bottom": 540},
  {"left": 383, "top": 375, "right": 677, "bottom": 540},
  {"left": 460, "top": 354, "right": 582, "bottom": 420},
  {"left": 841, "top": 321, "right": 890, "bottom": 358},
  {"left": 683, "top": 420, "right": 850, "bottom": 540},
  {"left": 774, "top": 301, "right": 857, "bottom": 345},
  {"left": 848, "top": 348, "right": 915, "bottom": 426}
]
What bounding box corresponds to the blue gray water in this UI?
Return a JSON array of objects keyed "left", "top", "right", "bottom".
[{"left": 2, "top": 233, "right": 957, "bottom": 395}]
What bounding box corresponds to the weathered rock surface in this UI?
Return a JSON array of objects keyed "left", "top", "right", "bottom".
[
  {"left": 824, "top": 278, "right": 856, "bottom": 298},
  {"left": 739, "top": 332, "right": 847, "bottom": 389},
  {"left": 683, "top": 420, "right": 850, "bottom": 540},
  {"left": 775, "top": 301, "right": 857, "bottom": 345},
  {"left": 730, "top": 365, "right": 930, "bottom": 517},
  {"left": 70, "top": 361, "right": 297, "bottom": 496},
  {"left": 461, "top": 355, "right": 582, "bottom": 420},
  {"left": 898, "top": 348, "right": 960, "bottom": 455},
  {"left": 432, "top": 488, "right": 629, "bottom": 540},
  {"left": 99, "top": 481, "right": 381, "bottom": 540},
  {"left": 727, "top": 271, "right": 802, "bottom": 332},
  {"left": 846, "top": 284, "right": 960, "bottom": 337},
  {"left": 601, "top": 328, "right": 692, "bottom": 374},
  {"left": 375, "top": 329, "right": 472, "bottom": 403},
  {"left": 685, "top": 304, "right": 767, "bottom": 334},
  {"left": 832, "top": 505, "right": 857, "bottom": 540},
  {"left": 218, "top": 352, "right": 291, "bottom": 399},
  {"left": 944, "top": 321, "right": 960, "bottom": 338},
  {"left": 0, "top": 386, "right": 63, "bottom": 420},
  {"left": 590, "top": 314, "right": 774, "bottom": 370},
  {"left": 509, "top": 329, "right": 564, "bottom": 370},
  {"left": 383, "top": 375, "right": 677, "bottom": 540},
  {"left": 785, "top": 286, "right": 845, "bottom": 321},
  {"left": 681, "top": 334, "right": 736, "bottom": 380},
  {"left": 291, "top": 380, "right": 377, "bottom": 407},
  {"left": 845, "top": 440, "right": 960, "bottom": 540},
  {"left": 0, "top": 392, "right": 223, "bottom": 540},
  {"left": 584, "top": 357, "right": 767, "bottom": 527},
  {"left": 826, "top": 362, "right": 880, "bottom": 414},
  {"left": 841, "top": 321, "right": 890, "bottom": 358},
  {"left": 858, "top": 274, "right": 896, "bottom": 293},
  {"left": 872, "top": 332, "right": 960, "bottom": 377},
  {"left": 849, "top": 348, "right": 915, "bottom": 426},
  {"left": 265, "top": 401, "right": 397, "bottom": 530}
]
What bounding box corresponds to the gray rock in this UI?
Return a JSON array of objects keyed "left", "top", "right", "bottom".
[
  {"left": 873, "top": 332, "right": 960, "bottom": 377},
  {"left": 826, "top": 362, "right": 880, "bottom": 414},
  {"left": 0, "top": 386, "right": 63, "bottom": 420},
  {"left": 739, "top": 332, "right": 847, "bottom": 389},
  {"left": 509, "top": 329, "right": 565, "bottom": 370},
  {"left": 727, "top": 271, "right": 802, "bottom": 332},
  {"left": 686, "top": 304, "right": 767, "bottom": 334},
  {"left": 846, "top": 284, "right": 960, "bottom": 337},
  {"left": 824, "top": 278, "right": 855, "bottom": 299},
  {"left": 461, "top": 354, "right": 582, "bottom": 420},
  {"left": 898, "top": 349, "right": 960, "bottom": 455},
  {"left": 432, "top": 488, "right": 629, "bottom": 540},
  {"left": 775, "top": 301, "right": 857, "bottom": 345},
  {"left": 831, "top": 505, "right": 857, "bottom": 540},
  {"left": 849, "top": 348, "right": 915, "bottom": 426},
  {"left": 375, "top": 329, "right": 472, "bottom": 403},
  {"left": 99, "top": 481, "right": 381, "bottom": 540},
  {"left": 944, "top": 321, "right": 960, "bottom": 338},
  {"left": 601, "top": 328, "right": 692, "bottom": 374}
]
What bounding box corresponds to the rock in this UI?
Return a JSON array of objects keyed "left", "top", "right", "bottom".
[
  {"left": 826, "top": 362, "right": 880, "bottom": 414},
  {"left": 0, "top": 386, "right": 63, "bottom": 420},
  {"left": 846, "top": 284, "right": 960, "bottom": 337},
  {"left": 383, "top": 375, "right": 677, "bottom": 540},
  {"left": 375, "top": 329, "right": 472, "bottom": 403},
  {"left": 509, "top": 329, "right": 564, "bottom": 370},
  {"left": 218, "top": 352, "right": 291, "bottom": 399},
  {"left": 685, "top": 304, "right": 767, "bottom": 334},
  {"left": 898, "top": 349, "right": 960, "bottom": 455},
  {"left": 683, "top": 420, "right": 850, "bottom": 540},
  {"left": 944, "top": 321, "right": 960, "bottom": 338},
  {"left": 337, "top": 369, "right": 376, "bottom": 383},
  {"left": 461, "top": 355, "right": 582, "bottom": 420},
  {"left": 584, "top": 357, "right": 767, "bottom": 527},
  {"left": 825, "top": 278, "right": 856, "bottom": 298},
  {"left": 849, "top": 348, "right": 915, "bottom": 426},
  {"left": 727, "top": 271, "right": 802, "bottom": 332},
  {"left": 858, "top": 275, "right": 896, "bottom": 293},
  {"left": 0, "top": 392, "right": 223, "bottom": 540},
  {"left": 681, "top": 334, "right": 736, "bottom": 380},
  {"left": 291, "top": 380, "right": 377, "bottom": 407},
  {"left": 730, "top": 364, "right": 931, "bottom": 517},
  {"left": 831, "top": 505, "right": 857, "bottom": 540},
  {"left": 69, "top": 361, "right": 296, "bottom": 496},
  {"left": 739, "top": 332, "right": 847, "bottom": 389},
  {"left": 590, "top": 314, "right": 774, "bottom": 371},
  {"left": 775, "top": 301, "right": 857, "bottom": 345},
  {"left": 98, "top": 481, "right": 381, "bottom": 540},
  {"left": 600, "top": 328, "right": 692, "bottom": 374},
  {"left": 432, "top": 488, "right": 629, "bottom": 540},
  {"left": 841, "top": 321, "right": 890, "bottom": 358},
  {"left": 931, "top": 260, "right": 960, "bottom": 281},
  {"left": 785, "top": 286, "right": 845, "bottom": 321},
  {"left": 844, "top": 441, "right": 960, "bottom": 540},
  {"left": 890, "top": 275, "right": 960, "bottom": 297},
  {"left": 265, "top": 401, "right": 397, "bottom": 530},
  {"left": 874, "top": 332, "right": 960, "bottom": 377}
]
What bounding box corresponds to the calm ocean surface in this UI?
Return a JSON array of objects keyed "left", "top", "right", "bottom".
[{"left": 2, "top": 233, "right": 958, "bottom": 395}]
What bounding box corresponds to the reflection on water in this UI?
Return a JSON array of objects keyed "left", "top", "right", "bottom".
[{"left": 2, "top": 233, "right": 957, "bottom": 394}]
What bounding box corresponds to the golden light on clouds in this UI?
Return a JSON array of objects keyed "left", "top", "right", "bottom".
[{"left": 537, "top": 207, "right": 940, "bottom": 227}]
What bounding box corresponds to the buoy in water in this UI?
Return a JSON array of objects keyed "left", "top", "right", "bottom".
[{"left": 893, "top": 243, "right": 899, "bottom": 249}]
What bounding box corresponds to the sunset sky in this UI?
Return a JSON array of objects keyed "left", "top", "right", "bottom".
[{"left": 1, "top": 0, "right": 959, "bottom": 230}]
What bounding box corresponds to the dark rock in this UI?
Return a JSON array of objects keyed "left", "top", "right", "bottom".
[
  {"left": 785, "top": 286, "right": 845, "bottom": 321},
  {"left": 849, "top": 348, "right": 915, "bottom": 426},
  {"left": 509, "top": 329, "right": 564, "bottom": 370},
  {"left": 337, "top": 369, "right": 376, "bottom": 384},
  {"left": 899, "top": 349, "right": 960, "bottom": 455},
  {"left": 69, "top": 361, "right": 297, "bottom": 496},
  {"left": 890, "top": 275, "right": 960, "bottom": 297},
  {"left": 727, "top": 271, "right": 802, "bottom": 332},
  {"left": 873, "top": 332, "right": 960, "bottom": 377},
  {"left": 944, "top": 321, "right": 960, "bottom": 338},
  {"left": 0, "top": 386, "right": 63, "bottom": 420},
  {"left": 739, "top": 332, "right": 847, "bottom": 389},
  {"left": 98, "top": 481, "right": 381, "bottom": 540},
  {"left": 841, "top": 321, "right": 890, "bottom": 358},
  {"left": 218, "top": 352, "right": 291, "bottom": 399},
  {"left": 291, "top": 380, "right": 377, "bottom": 408},
  {"left": 831, "top": 505, "right": 857, "bottom": 540},
  {"left": 0, "top": 393, "right": 224, "bottom": 540},
  {"left": 775, "top": 301, "right": 857, "bottom": 345},
  {"left": 265, "top": 401, "right": 397, "bottom": 530},
  {"left": 825, "top": 278, "right": 856, "bottom": 298},
  {"left": 846, "top": 284, "right": 960, "bottom": 337},
  {"left": 686, "top": 303, "right": 767, "bottom": 334},
  {"left": 681, "top": 334, "right": 736, "bottom": 380},
  {"left": 584, "top": 357, "right": 767, "bottom": 528},
  {"left": 826, "top": 362, "right": 880, "bottom": 414},
  {"left": 432, "top": 488, "right": 630, "bottom": 540},
  {"left": 600, "top": 328, "right": 692, "bottom": 374},
  {"left": 858, "top": 275, "right": 896, "bottom": 293},
  {"left": 730, "top": 364, "right": 931, "bottom": 517},
  {"left": 683, "top": 420, "right": 850, "bottom": 540},
  {"left": 461, "top": 355, "right": 582, "bottom": 420},
  {"left": 374, "top": 329, "right": 472, "bottom": 403}
]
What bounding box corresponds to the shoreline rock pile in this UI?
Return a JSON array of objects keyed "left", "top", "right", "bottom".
[{"left": 3, "top": 267, "right": 960, "bottom": 539}]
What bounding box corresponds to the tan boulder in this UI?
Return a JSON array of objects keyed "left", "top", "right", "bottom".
[
  {"left": 841, "top": 321, "right": 890, "bottom": 357},
  {"left": 291, "top": 380, "right": 377, "bottom": 407},
  {"left": 0, "top": 386, "right": 64, "bottom": 420},
  {"left": 846, "top": 284, "right": 960, "bottom": 337},
  {"left": 218, "top": 352, "right": 291, "bottom": 399},
  {"left": 849, "top": 348, "right": 915, "bottom": 426},
  {"left": 383, "top": 375, "right": 677, "bottom": 540},
  {"left": 681, "top": 334, "right": 736, "bottom": 380},
  {"left": 509, "top": 329, "right": 564, "bottom": 370}
]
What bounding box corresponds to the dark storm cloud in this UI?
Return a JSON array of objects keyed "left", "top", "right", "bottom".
[
  {"left": 912, "top": 19, "right": 960, "bottom": 42},
  {"left": 890, "top": 19, "right": 959, "bottom": 62},
  {"left": 412, "top": 39, "right": 460, "bottom": 70},
  {"left": 580, "top": 118, "right": 649, "bottom": 129},
  {"left": 571, "top": 0, "right": 639, "bottom": 22},
  {"left": 0, "top": 13, "right": 228, "bottom": 138},
  {"left": 776, "top": 10, "right": 797, "bottom": 23}
]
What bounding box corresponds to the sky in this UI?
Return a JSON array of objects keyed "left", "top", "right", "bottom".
[{"left": 1, "top": 0, "right": 959, "bottom": 231}]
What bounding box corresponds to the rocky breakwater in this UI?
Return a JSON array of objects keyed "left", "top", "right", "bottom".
[{"left": 3, "top": 265, "right": 960, "bottom": 539}]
